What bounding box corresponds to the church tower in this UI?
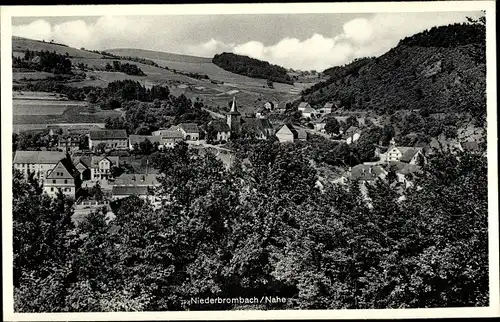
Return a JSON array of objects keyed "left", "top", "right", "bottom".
[{"left": 227, "top": 96, "right": 241, "bottom": 134}]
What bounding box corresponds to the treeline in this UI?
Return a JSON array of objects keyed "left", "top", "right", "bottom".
[
  {"left": 119, "top": 56, "right": 159, "bottom": 67},
  {"left": 13, "top": 141, "right": 488, "bottom": 311},
  {"left": 398, "top": 22, "right": 485, "bottom": 48},
  {"left": 13, "top": 50, "right": 72, "bottom": 74},
  {"left": 105, "top": 96, "right": 211, "bottom": 135},
  {"left": 105, "top": 61, "right": 146, "bottom": 76},
  {"left": 212, "top": 52, "right": 294, "bottom": 84},
  {"left": 301, "top": 57, "right": 375, "bottom": 96},
  {"left": 300, "top": 20, "right": 486, "bottom": 127}
]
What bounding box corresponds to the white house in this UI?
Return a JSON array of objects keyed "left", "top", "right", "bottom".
[
  {"left": 386, "top": 146, "right": 425, "bottom": 164},
  {"left": 90, "top": 156, "right": 119, "bottom": 181},
  {"left": 297, "top": 102, "right": 311, "bottom": 112},
  {"left": 276, "top": 124, "right": 307, "bottom": 143},
  {"left": 301, "top": 106, "right": 317, "bottom": 119},
  {"left": 13, "top": 151, "right": 66, "bottom": 182}
]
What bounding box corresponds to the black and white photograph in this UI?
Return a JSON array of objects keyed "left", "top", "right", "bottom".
[{"left": 1, "top": 1, "right": 498, "bottom": 320}]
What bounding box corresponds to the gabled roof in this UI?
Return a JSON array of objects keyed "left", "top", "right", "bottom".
[
  {"left": 208, "top": 120, "right": 230, "bottom": 133},
  {"left": 153, "top": 129, "right": 184, "bottom": 139},
  {"left": 113, "top": 173, "right": 160, "bottom": 186},
  {"left": 278, "top": 124, "right": 306, "bottom": 140},
  {"left": 129, "top": 135, "right": 163, "bottom": 146},
  {"left": 89, "top": 129, "right": 127, "bottom": 140},
  {"left": 112, "top": 185, "right": 150, "bottom": 196},
  {"left": 13, "top": 151, "right": 66, "bottom": 164},
  {"left": 324, "top": 102, "right": 334, "bottom": 109},
  {"left": 398, "top": 147, "right": 423, "bottom": 162},
  {"left": 90, "top": 156, "right": 119, "bottom": 168},
  {"left": 46, "top": 157, "right": 80, "bottom": 179},
  {"left": 72, "top": 156, "right": 91, "bottom": 168},
  {"left": 178, "top": 123, "right": 200, "bottom": 133}
]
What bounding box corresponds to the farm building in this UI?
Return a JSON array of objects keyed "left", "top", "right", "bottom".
[
  {"left": 89, "top": 129, "right": 128, "bottom": 152},
  {"left": 13, "top": 150, "right": 66, "bottom": 182},
  {"left": 276, "top": 124, "right": 307, "bottom": 143},
  {"left": 177, "top": 123, "right": 201, "bottom": 141}
]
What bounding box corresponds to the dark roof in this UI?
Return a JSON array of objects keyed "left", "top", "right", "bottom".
[
  {"left": 241, "top": 118, "right": 274, "bottom": 136},
  {"left": 72, "top": 156, "right": 92, "bottom": 168},
  {"left": 351, "top": 164, "right": 386, "bottom": 181},
  {"left": 462, "top": 141, "right": 481, "bottom": 152},
  {"left": 208, "top": 120, "right": 230, "bottom": 132},
  {"left": 399, "top": 147, "right": 423, "bottom": 162},
  {"left": 129, "top": 135, "right": 163, "bottom": 146},
  {"left": 89, "top": 129, "right": 127, "bottom": 140},
  {"left": 113, "top": 174, "right": 160, "bottom": 186},
  {"left": 13, "top": 151, "right": 66, "bottom": 164},
  {"left": 112, "top": 186, "right": 150, "bottom": 196},
  {"left": 287, "top": 124, "right": 307, "bottom": 140},
  {"left": 47, "top": 157, "right": 80, "bottom": 179},
  {"left": 178, "top": 123, "right": 200, "bottom": 133}
]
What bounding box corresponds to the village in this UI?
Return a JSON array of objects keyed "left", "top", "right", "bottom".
[{"left": 12, "top": 93, "right": 483, "bottom": 223}]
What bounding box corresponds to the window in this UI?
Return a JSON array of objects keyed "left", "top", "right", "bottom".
[
  {"left": 50, "top": 187, "right": 54, "bottom": 192},
  {"left": 52, "top": 180, "right": 56, "bottom": 184},
  {"left": 64, "top": 179, "right": 68, "bottom": 184}
]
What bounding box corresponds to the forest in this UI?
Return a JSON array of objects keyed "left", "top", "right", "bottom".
[
  {"left": 105, "top": 61, "right": 146, "bottom": 76},
  {"left": 212, "top": 52, "right": 294, "bottom": 84},
  {"left": 13, "top": 141, "right": 488, "bottom": 311},
  {"left": 13, "top": 50, "right": 73, "bottom": 74},
  {"left": 301, "top": 19, "right": 486, "bottom": 127}
]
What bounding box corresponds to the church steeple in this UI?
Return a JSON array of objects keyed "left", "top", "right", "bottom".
[{"left": 227, "top": 96, "right": 241, "bottom": 134}]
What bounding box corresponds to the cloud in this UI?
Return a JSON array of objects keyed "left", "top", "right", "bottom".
[
  {"left": 187, "top": 12, "right": 477, "bottom": 71},
  {"left": 12, "top": 12, "right": 479, "bottom": 71}
]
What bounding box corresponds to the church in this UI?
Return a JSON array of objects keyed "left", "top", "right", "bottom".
[{"left": 225, "top": 97, "right": 275, "bottom": 140}]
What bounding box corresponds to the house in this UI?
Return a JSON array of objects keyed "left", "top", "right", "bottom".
[
  {"left": 350, "top": 164, "right": 387, "bottom": 182},
  {"left": 386, "top": 146, "right": 425, "bottom": 165},
  {"left": 208, "top": 120, "right": 231, "bottom": 142},
  {"left": 301, "top": 106, "right": 317, "bottom": 119},
  {"left": 345, "top": 126, "right": 361, "bottom": 145},
  {"left": 297, "top": 102, "right": 311, "bottom": 112},
  {"left": 264, "top": 98, "right": 280, "bottom": 110},
  {"left": 276, "top": 124, "right": 307, "bottom": 143},
  {"left": 275, "top": 102, "right": 288, "bottom": 113},
  {"left": 90, "top": 156, "right": 120, "bottom": 181},
  {"left": 152, "top": 129, "right": 184, "bottom": 148},
  {"left": 13, "top": 151, "right": 66, "bottom": 181},
  {"left": 112, "top": 173, "right": 161, "bottom": 187},
  {"left": 57, "top": 129, "right": 85, "bottom": 152},
  {"left": 386, "top": 161, "right": 422, "bottom": 189},
  {"left": 43, "top": 157, "right": 81, "bottom": 198},
  {"left": 128, "top": 135, "right": 163, "bottom": 150},
  {"left": 89, "top": 129, "right": 128, "bottom": 152},
  {"left": 318, "top": 102, "right": 336, "bottom": 115},
  {"left": 313, "top": 122, "right": 326, "bottom": 132},
  {"left": 111, "top": 185, "right": 154, "bottom": 201},
  {"left": 177, "top": 123, "right": 200, "bottom": 141},
  {"left": 72, "top": 156, "right": 91, "bottom": 181},
  {"left": 255, "top": 107, "right": 268, "bottom": 119},
  {"left": 241, "top": 118, "right": 275, "bottom": 140}
]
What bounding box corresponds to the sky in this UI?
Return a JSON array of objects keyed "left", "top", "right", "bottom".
[{"left": 12, "top": 11, "right": 482, "bottom": 71}]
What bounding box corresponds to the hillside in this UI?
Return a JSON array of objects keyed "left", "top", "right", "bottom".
[
  {"left": 212, "top": 52, "right": 294, "bottom": 85},
  {"left": 12, "top": 37, "right": 306, "bottom": 122},
  {"left": 302, "top": 22, "right": 486, "bottom": 120}
]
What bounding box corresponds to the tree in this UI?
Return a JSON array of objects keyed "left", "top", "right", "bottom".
[{"left": 324, "top": 116, "right": 340, "bottom": 135}]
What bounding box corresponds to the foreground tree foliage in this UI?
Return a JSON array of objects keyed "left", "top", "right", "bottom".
[{"left": 13, "top": 141, "right": 489, "bottom": 311}]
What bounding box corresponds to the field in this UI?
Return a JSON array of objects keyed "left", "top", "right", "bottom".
[
  {"left": 12, "top": 37, "right": 316, "bottom": 122},
  {"left": 13, "top": 91, "right": 121, "bottom": 128}
]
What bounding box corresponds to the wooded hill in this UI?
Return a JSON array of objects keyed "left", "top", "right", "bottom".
[
  {"left": 301, "top": 22, "right": 486, "bottom": 121},
  {"left": 212, "top": 52, "right": 294, "bottom": 84}
]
